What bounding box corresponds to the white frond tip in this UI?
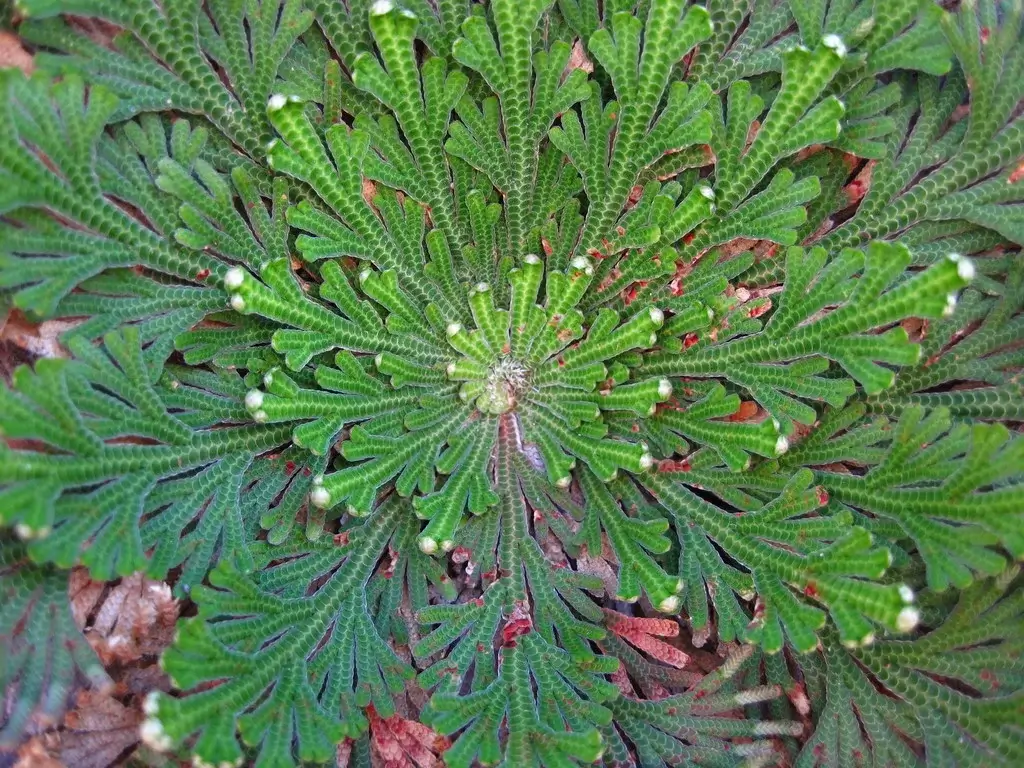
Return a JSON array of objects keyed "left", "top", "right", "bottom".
[
  {"left": 734, "top": 687, "right": 776, "bottom": 706},
  {"left": 370, "top": 0, "right": 394, "bottom": 14},
  {"left": 775, "top": 435, "right": 789, "bottom": 455},
  {"left": 143, "top": 691, "right": 160, "bottom": 716},
  {"left": 139, "top": 718, "right": 172, "bottom": 752},
  {"left": 267, "top": 94, "right": 288, "bottom": 111},
  {"left": 229, "top": 294, "right": 246, "bottom": 311},
  {"left": 310, "top": 486, "right": 332, "bottom": 509},
  {"left": 252, "top": 410, "right": 268, "bottom": 424},
  {"left": 947, "top": 252, "right": 975, "bottom": 281},
  {"left": 524, "top": 253, "right": 541, "bottom": 265},
  {"left": 658, "top": 379, "right": 673, "bottom": 399},
  {"left": 441, "top": 539, "right": 455, "bottom": 552},
  {"left": 418, "top": 536, "right": 438, "bottom": 555},
  {"left": 14, "top": 523, "right": 35, "bottom": 540},
  {"left": 822, "top": 34, "right": 847, "bottom": 57},
  {"left": 569, "top": 255, "right": 593, "bottom": 275},
  {"left": 224, "top": 267, "right": 246, "bottom": 290},
  {"left": 897, "top": 606, "right": 920, "bottom": 633},
  {"left": 753, "top": 722, "right": 803, "bottom": 738},
  {"left": 658, "top": 595, "right": 681, "bottom": 613},
  {"left": 446, "top": 362, "right": 457, "bottom": 376},
  {"left": 841, "top": 634, "right": 876, "bottom": 650},
  {"left": 698, "top": 185, "right": 715, "bottom": 200},
  {"left": 943, "top": 292, "right": 958, "bottom": 317},
  {"left": 555, "top": 475, "right": 572, "bottom": 489},
  {"left": 639, "top": 452, "right": 654, "bottom": 471},
  {"left": 193, "top": 757, "right": 243, "bottom": 768},
  {"left": 446, "top": 322, "right": 462, "bottom": 337},
  {"left": 244, "top": 389, "right": 264, "bottom": 411},
  {"left": 374, "top": 353, "right": 384, "bottom": 368},
  {"left": 474, "top": 282, "right": 490, "bottom": 293},
  {"left": 649, "top": 307, "right": 665, "bottom": 327},
  {"left": 899, "top": 584, "right": 915, "bottom": 604}
]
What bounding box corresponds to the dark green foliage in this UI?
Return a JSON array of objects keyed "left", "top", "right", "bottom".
[
  {"left": 0, "top": 539, "right": 109, "bottom": 748},
  {"left": 1, "top": 0, "right": 1022, "bottom": 766}
]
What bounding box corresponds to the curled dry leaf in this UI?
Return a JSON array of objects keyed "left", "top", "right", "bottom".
[
  {"left": 69, "top": 571, "right": 179, "bottom": 667},
  {"left": 12, "top": 736, "right": 63, "bottom": 768},
  {"left": 605, "top": 610, "right": 690, "bottom": 669},
  {"left": 336, "top": 706, "right": 450, "bottom": 768}
]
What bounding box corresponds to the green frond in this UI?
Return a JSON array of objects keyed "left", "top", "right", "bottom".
[{"left": 1, "top": 0, "right": 1021, "bottom": 764}]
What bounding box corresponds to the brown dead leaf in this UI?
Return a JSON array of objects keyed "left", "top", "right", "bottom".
[
  {"left": 12, "top": 737, "right": 63, "bottom": 768},
  {"left": 0, "top": 312, "right": 77, "bottom": 361},
  {"left": 65, "top": 17, "right": 122, "bottom": 49},
  {"left": 719, "top": 238, "right": 757, "bottom": 258},
  {"left": 724, "top": 400, "right": 763, "bottom": 423},
  {"left": 58, "top": 692, "right": 141, "bottom": 768},
  {"left": 902, "top": 317, "right": 928, "bottom": 343},
  {"left": 69, "top": 571, "right": 179, "bottom": 667},
  {"left": 367, "top": 705, "right": 450, "bottom": 768},
  {"left": 576, "top": 545, "right": 619, "bottom": 598},
  {"left": 362, "top": 178, "right": 378, "bottom": 207},
  {"left": 336, "top": 738, "right": 352, "bottom": 768},
  {"left": 566, "top": 39, "right": 593, "bottom": 75},
  {"left": 0, "top": 32, "right": 34, "bottom": 75}
]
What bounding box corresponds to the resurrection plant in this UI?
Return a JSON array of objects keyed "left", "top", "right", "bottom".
[{"left": 1, "top": 0, "right": 1023, "bottom": 766}]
